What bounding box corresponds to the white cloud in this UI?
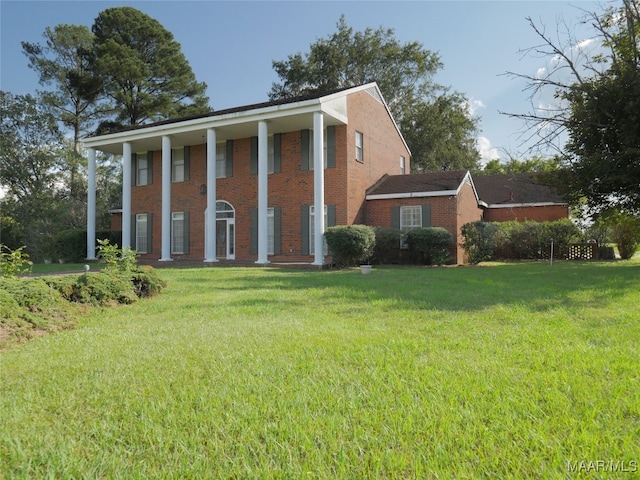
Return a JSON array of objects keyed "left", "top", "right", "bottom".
[
  {"left": 476, "top": 136, "right": 500, "bottom": 166},
  {"left": 465, "top": 98, "right": 486, "bottom": 117}
]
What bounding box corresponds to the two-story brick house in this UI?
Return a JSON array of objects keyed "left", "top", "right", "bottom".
[
  {"left": 84, "top": 82, "right": 568, "bottom": 266},
  {"left": 83, "top": 83, "right": 411, "bottom": 265}
]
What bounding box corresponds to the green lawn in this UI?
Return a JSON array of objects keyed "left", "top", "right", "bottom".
[{"left": 2, "top": 261, "right": 639, "bottom": 478}]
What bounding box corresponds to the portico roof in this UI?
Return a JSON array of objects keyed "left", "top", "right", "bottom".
[{"left": 82, "top": 83, "right": 398, "bottom": 155}]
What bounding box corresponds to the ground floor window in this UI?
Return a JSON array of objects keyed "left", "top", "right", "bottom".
[
  {"left": 171, "top": 212, "right": 185, "bottom": 254},
  {"left": 136, "top": 213, "right": 149, "bottom": 253},
  {"left": 400, "top": 205, "right": 422, "bottom": 248}
]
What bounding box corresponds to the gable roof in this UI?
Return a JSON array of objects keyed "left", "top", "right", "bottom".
[
  {"left": 472, "top": 173, "right": 567, "bottom": 206},
  {"left": 366, "top": 170, "right": 473, "bottom": 199},
  {"left": 366, "top": 171, "right": 567, "bottom": 207},
  {"left": 82, "top": 82, "right": 409, "bottom": 155}
]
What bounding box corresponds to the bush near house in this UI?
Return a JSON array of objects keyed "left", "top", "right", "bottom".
[
  {"left": 372, "top": 227, "right": 403, "bottom": 264},
  {"left": 325, "top": 225, "right": 376, "bottom": 268},
  {"left": 461, "top": 222, "right": 499, "bottom": 265},
  {"left": 406, "top": 227, "right": 453, "bottom": 265},
  {"left": 491, "top": 220, "right": 581, "bottom": 260}
]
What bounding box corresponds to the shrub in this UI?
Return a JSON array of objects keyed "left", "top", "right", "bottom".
[
  {"left": 97, "top": 239, "right": 137, "bottom": 272},
  {"left": 461, "top": 222, "right": 498, "bottom": 265},
  {"left": 53, "top": 229, "right": 87, "bottom": 263},
  {"left": 547, "top": 219, "right": 582, "bottom": 248},
  {"left": 607, "top": 212, "right": 640, "bottom": 260},
  {"left": 406, "top": 227, "right": 453, "bottom": 265},
  {"left": 0, "top": 245, "right": 33, "bottom": 277},
  {"left": 372, "top": 227, "right": 402, "bottom": 264},
  {"left": 325, "top": 225, "right": 376, "bottom": 268},
  {"left": 130, "top": 266, "right": 167, "bottom": 298}
]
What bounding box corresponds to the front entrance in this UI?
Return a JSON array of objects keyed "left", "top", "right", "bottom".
[{"left": 205, "top": 201, "right": 235, "bottom": 260}]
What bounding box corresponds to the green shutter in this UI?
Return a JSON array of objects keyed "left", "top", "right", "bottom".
[
  {"left": 131, "top": 154, "right": 138, "bottom": 187},
  {"left": 250, "top": 208, "right": 258, "bottom": 255},
  {"left": 326, "top": 126, "right": 336, "bottom": 168},
  {"left": 422, "top": 204, "right": 431, "bottom": 227},
  {"left": 183, "top": 146, "right": 190, "bottom": 181},
  {"left": 391, "top": 206, "right": 400, "bottom": 229},
  {"left": 301, "top": 205, "right": 310, "bottom": 255},
  {"left": 301, "top": 129, "right": 310, "bottom": 170},
  {"left": 250, "top": 136, "right": 258, "bottom": 175},
  {"left": 327, "top": 204, "right": 336, "bottom": 227},
  {"left": 274, "top": 207, "right": 282, "bottom": 255},
  {"left": 183, "top": 211, "right": 190, "bottom": 254},
  {"left": 273, "top": 133, "right": 282, "bottom": 173},
  {"left": 226, "top": 140, "right": 233, "bottom": 177}
]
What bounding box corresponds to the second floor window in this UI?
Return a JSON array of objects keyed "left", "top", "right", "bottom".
[
  {"left": 355, "top": 131, "right": 364, "bottom": 163},
  {"left": 172, "top": 148, "right": 185, "bottom": 182},
  {"left": 136, "top": 153, "right": 149, "bottom": 186}
]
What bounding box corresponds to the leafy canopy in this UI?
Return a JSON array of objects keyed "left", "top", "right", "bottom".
[
  {"left": 92, "top": 6, "right": 210, "bottom": 129},
  {"left": 269, "top": 16, "right": 480, "bottom": 172},
  {"left": 505, "top": 0, "right": 640, "bottom": 214}
]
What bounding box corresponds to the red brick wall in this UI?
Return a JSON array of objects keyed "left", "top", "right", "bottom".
[
  {"left": 456, "top": 181, "right": 484, "bottom": 263},
  {"left": 364, "top": 180, "right": 483, "bottom": 265},
  {"left": 483, "top": 205, "right": 569, "bottom": 223},
  {"left": 129, "top": 88, "right": 409, "bottom": 262},
  {"left": 346, "top": 90, "right": 410, "bottom": 224}
]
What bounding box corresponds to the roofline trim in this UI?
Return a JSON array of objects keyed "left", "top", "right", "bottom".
[
  {"left": 486, "top": 202, "right": 568, "bottom": 208},
  {"left": 366, "top": 190, "right": 459, "bottom": 200}
]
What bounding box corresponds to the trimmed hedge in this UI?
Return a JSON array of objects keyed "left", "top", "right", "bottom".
[
  {"left": 406, "top": 227, "right": 453, "bottom": 265},
  {"left": 325, "top": 225, "right": 376, "bottom": 268},
  {"left": 372, "top": 227, "right": 403, "bottom": 264}
]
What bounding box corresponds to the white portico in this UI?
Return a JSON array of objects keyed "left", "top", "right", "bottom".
[{"left": 82, "top": 86, "right": 355, "bottom": 265}]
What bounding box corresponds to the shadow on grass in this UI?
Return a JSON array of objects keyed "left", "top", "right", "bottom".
[{"left": 170, "top": 260, "right": 640, "bottom": 314}]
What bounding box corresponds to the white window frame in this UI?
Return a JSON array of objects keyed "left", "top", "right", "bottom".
[
  {"left": 171, "top": 212, "right": 185, "bottom": 254},
  {"left": 400, "top": 156, "right": 406, "bottom": 175},
  {"left": 267, "top": 207, "right": 275, "bottom": 255},
  {"left": 400, "top": 205, "right": 422, "bottom": 248},
  {"left": 216, "top": 143, "right": 226, "bottom": 178},
  {"left": 355, "top": 131, "right": 364, "bottom": 163},
  {"left": 309, "top": 205, "right": 328, "bottom": 255},
  {"left": 136, "top": 153, "right": 148, "bottom": 186},
  {"left": 135, "top": 213, "right": 148, "bottom": 254},
  {"left": 172, "top": 147, "right": 185, "bottom": 183}
]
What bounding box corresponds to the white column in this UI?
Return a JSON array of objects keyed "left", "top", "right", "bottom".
[
  {"left": 312, "top": 112, "right": 325, "bottom": 266},
  {"left": 160, "top": 135, "right": 172, "bottom": 261},
  {"left": 256, "top": 120, "right": 270, "bottom": 264},
  {"left": 122, "top": 142, "right": 132, "bottom": 249},
  {"left": 205, "top": 128, "right": 218, "bottom": 262},
  {"left": 86, "top": 147, "right": 97, "bottom": 260}
]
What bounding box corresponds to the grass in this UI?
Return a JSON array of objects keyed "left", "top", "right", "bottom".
[{"left": 1, "top": 260, "right": 639, "bottom": 478}]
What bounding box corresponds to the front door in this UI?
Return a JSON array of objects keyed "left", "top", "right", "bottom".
[
  {"left": 216, "top": 219, "right": 235, "bottom": 259},
  {"left": 205, "top": 201, "right": 236, "bottom": 260}
]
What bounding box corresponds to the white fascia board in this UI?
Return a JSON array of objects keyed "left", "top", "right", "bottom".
[
  {"left": 487, "top": 202, "right": 567, "bottom": 208},
  {"left": 83, "top": 99, "right": 325, "bottom": 146},
  {"left": 366, "top": 190, "right": 458, "bottom": 200}
]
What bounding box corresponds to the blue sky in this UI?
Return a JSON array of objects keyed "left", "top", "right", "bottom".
[{"left": 1, "top": 0, "right": 605, "bottom": 163}]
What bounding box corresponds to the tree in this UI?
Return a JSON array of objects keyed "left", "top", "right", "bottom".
[
  {"left": 503, "top": 0, "right": 640, "bottom": 214},
  {"left": 91, "top": 6, "right": 210, "bottom": 129},
  {"left": 0, "top": 92, "right": 67, "bottom": 258},
  {"left": 269, "top": 16, "right": 480, "bottom": 172},
  {"left": 481, "top": 155, "right": 560, "bottom": 174},
  {"left": 22, "top": 24, "right": 106, "bottom": 154}
]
